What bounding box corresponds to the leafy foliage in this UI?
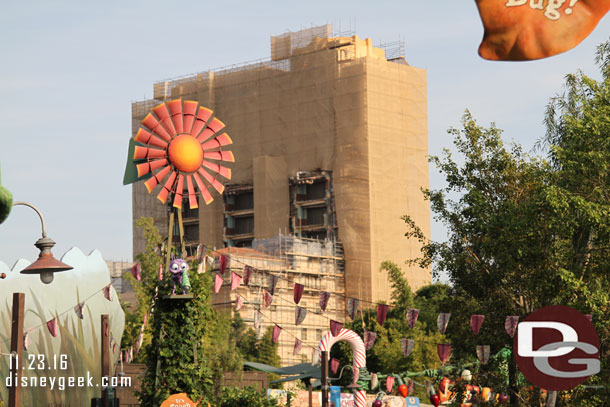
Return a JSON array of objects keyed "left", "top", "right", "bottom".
[{"left": 218, "top": 386, "right": 278, "bottom": 407}]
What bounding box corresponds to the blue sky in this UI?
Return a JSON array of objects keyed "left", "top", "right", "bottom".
[{"left": 1, "top": 1, "right": 609, "bottom": 271}]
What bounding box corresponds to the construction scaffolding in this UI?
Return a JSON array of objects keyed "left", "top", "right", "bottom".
[
  {"left": 132, "top": 24, "right": 431, "bottom": 306},
  {"left": 213, "top": 233, "right": 346, "bottom": 366}
]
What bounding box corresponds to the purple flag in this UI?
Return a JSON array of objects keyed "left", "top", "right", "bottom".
[
  {"left": 294, "top": 283, "right": 304, "bottom": 304},
  {"left": 214, "top": 273, "right": 223, "bottom": 293},
  {"left": 470, "top": 314, "right": 485, "bottom": 335},
  {"left": 505, "top": 316, "right": 519, "bottom": 338},
  {"left": 364, "top": 329, "right": 377, "bottom": 350},
  {"left": 263, "top": 290, "right": 273, "bottom": 308},
  {"left": 235, "top": 295, "right": 244, "bottom": 311},
  {"left": 254, "top": 311, "right": 262, "bottom": 329},
  {"left": 437, "top": 313, "right": 451, "bottom": 334},
  {"left": 295, "top": 306, "right": 307, "bottom": 325},
  {"left": 437, "top": 344, "right": 452, "bottom": 364},
  {"left": 102, "top": 284, "right": 113, "bottom": 301},
  {"left": 230, "top": 272, "right": 242, "bottom": 291},
  {"left": 272, "top": 325, "right": 282, "bottom": 343},
  {"left": 406, "top": 308, "right": 419, "bottom": 329},
  {"left": 243, "top": 265, "right": 253, "bottom": 286},
  {"left": 219, "top": 255, "right": 228, "bottom": 275},
  {"left": 330, "top": 358, "right": 340, "bottom": 374},
  {"left": 377, "top": 304, "right": 389, "bottom": 326},
  {"left": 293, "top": 338, "right": 302, "bottom": 355},
  {"left": 131, "top": 262, "right": 141, "bottom": 281},
  {"left": 319, "top": 291, "right": 330, "bottom": 311},
  {"left": 476, "top": 345, "right": 490, "bottom": 365},
  {"left": 47, "top": 317, "right": 59, "bottom": 337},
  {"left": 268, "top": 275, "right": 279, "bottom": 295},
  {"left": 401, "top": 338, "right": 415, "bottom": 357},
  {"left": 74, "top": 302, "right": 85, "bottom": 319},
  {"left": 347, "top": 298, "right": 359, "bottom": 320},
  {"left": 330, "top": 320, "right": 343, "bottom": 336}
]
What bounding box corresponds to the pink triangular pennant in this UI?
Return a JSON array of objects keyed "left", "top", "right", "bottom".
[
  {"left": 364, "top": 329, "right": 377, "bottom": 351},
  {"left": 143, "top": 312, "right": 148, "bottom": 328},
  {"left": 406, "top": 308, "right": 419, "bottom": 329},
  {"left": 197, "top": 262, "right": 204, "bottom": 274},
  {"left": 437, "top": 344, "right": 452, "bottom": 364},
  {"left": 330, "top": 320, "right": 343, "bottom": 336},
  {"left": 47, "top": 317, "right": 59, "bottom": 337},
  {"left": 377, "top": 304, "right": 389, "bottom": 326},
  {"left": 401, "top": 338, "right": 415, "bottom": 357},
  {"left": 243, "top": 265, "right": 253, "bottom": 286},
  {"left": 268, "top": 275, "right": 279, "bottom": 295},
  {"left": 214, "top": 273, "right": 223, "bottom": 293},
  {"left": 437, "top": 313, "right": 451, "bottom": 334},
  {"left": 319, "top": 291, "right": 330, "bottom": 311},
  {"left": 293, "top": 283, "right": 304, "bottom": 304},
  {"left": 196, "top": 244, "right": 204, "bottom": 263},
  {"left": 135, "top": 332, "right": 144, "bottom": 353},
  {"left": 74, "top": 302, "right": 84, "bottom": 319},
  {"left": 219, "top": 254, "right": 229, "bottom": 275},
  {"left": 129, "top": 346, "right": 133, "bottom": 362},
  {"left": 470, "top": 314, "right": 485, "bottom": 335},
  {"left": 158, "top": 263, "right": 163, "bottom": 280},
  {"left": 131, "top": 262, "right": 141, "bottom": 281},
  {"left": 312, "top": 348, "right": 320, "bottom": 365},
  {"left": 505, "top": 316, "right": 519, "bottom": 338},
  {"left": 102, "top": 284, "right": 113, "bottom": 301},
  {"left": 113, "top": 342, "right": 118, "bottom": 354},
  {"left": 347, "top": 298, "right": 359, "bottom": 320},
  {"left": 254, "top": 311, "right": 262, "bottom": 329},
  {"left": 476, "top": 345, "right": 490, "bottom": 365},
  {"left": 231, "top": 272, "right": 242, "bottom": 290},
  {"left": 263, "top": 290, "right": 273, "bottom": 308},
  {"left": 386, "top": 376, "right": 395, "bottom": 393},
  {"left": 330, "top": 358, "right": 340, "bottom": 374},
  {"left": 295, "top": 306, "right": 307, "bottom": 325},
  {"left": 293, "top": 338, "right": 302, "bottom": 355},
  {"left": 272, "top": 324, "right": 282, "bottom": 343},
  {"left": 235, "top": 295, "right": 244, "bottom": 311}
]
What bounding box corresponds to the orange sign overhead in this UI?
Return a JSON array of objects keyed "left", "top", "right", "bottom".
[
  {"left": 475, "top": 0, "right": 610, "bottom": 60},
  {"left": 161, "top": 393, "right": 198, "bottom": 407}
]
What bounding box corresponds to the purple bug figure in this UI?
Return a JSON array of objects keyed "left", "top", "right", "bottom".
[{"left": 169, "top": 258, "right": 192, "bottom": 295}]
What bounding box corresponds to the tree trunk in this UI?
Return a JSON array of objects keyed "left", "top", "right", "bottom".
[{"left": 508, "top": 355, "right": 519, "bottom": 407}]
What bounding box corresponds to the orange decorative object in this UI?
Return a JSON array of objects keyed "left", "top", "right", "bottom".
[
  {"left": 475, "top": 0, "right": 610, "bottom": 60},
  {"left": 160, "top": 393, "right": 198, "bottom": 407},
  {"left": 124, "top": 99, "right": 234, "bottom": 209}
]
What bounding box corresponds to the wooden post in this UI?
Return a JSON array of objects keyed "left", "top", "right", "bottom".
[
  {"left": 101, "top": 314, "right": 110, "bottom": 407},
  {"left": 8, "top": 293, "right": 25, "bottom": 407},
  {"left": 307, "top": 381, "right": 313, "bottom": 407},
  {"left": 321, "top": 351, "right": 329, "bottom": 407},
  {"left": 545, "top": 391, "right": 557, "bottom": 407}
]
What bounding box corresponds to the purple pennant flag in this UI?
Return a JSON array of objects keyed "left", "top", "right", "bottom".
[
  {"left": 377, "top": 304, "right": 389, "bottom": 326},
  {"left": 295, "top": 306, "right": 307, "bottom": 325},
  {"left": 505, "top": 316, "right": 519, "bottom": 338},
  {"left": 476, "top": 345, "right": 490, "bottom": 365},
  {"left": 437, "top": 344, "right": 452, "bottom": 364},
  {"left": 47, "top": 317, "right": 59, "bottom": 337},
  {"left": 386, "top": 376, "right": 395, "bottom": 392},
  {"left": 294, "top": 283, "right": 304, "bottom": 304},
  {"left": 268, "top": 275, "right": 279, "bottom": 295},
  {"left": 330, "top": 320, "right": 343, "bottom": 336},
  {"left": 135, "top": 332, "right": 144, "bottom": 353},
  {"left": 364, "top": 329, "right": 377, "bottom": 350},
  {"left": 272, "top": 325, "right": 282, "bottom": 343},
  {"left": 347, "top": 298, "right": 359, "bottom": 320},
  {"left": 406, "top": 308, "right": 419, "bottom": 329},
  {"left": 214, "top": 273, "right": 223, "bottom": 293},
  {"left": 243, "top": 265, "right": 253, "bottom": 286},
  {"left": 320, "top": 291, "right": 330, "bottom": 311},
  {"left": 131, "top": 262, "right": 141, "bottom": 281},
  {"left": 230, "top": 272, "right": 242, "bottom": 291},
  {"left": 330, "top": 358, "right": 340, "bottom": 374},
  {"left": 254, "top": 311, "right": 262, "bottom": 329},
  {"left": 219, "top": 255, "right": 229, "bottom": 275},
  {"left": 470, "top": 314, "right": 485, "bottom": 335},
  {"left": 235, "top": 295, "right": 244, "bottom": 311},
  {"left": 74, "top": 302, "right": 85, "bottom": 319},
  {"left": 293, "top": 338, "right": 302, "bottom": 355},
  {"left": 437, "top": 313, "right": 451, "bottom": 334},
  {"left": 401, "top": 338, "right": 415, "bottom": 357},
  {"left": 263, "top": 290, "right": 273, "bottom": 308},
  {"left": 102, "top": 284, "right": 113, "bottom": 301}
]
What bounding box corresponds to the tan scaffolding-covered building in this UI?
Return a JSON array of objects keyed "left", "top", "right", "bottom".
[{"left": 132, "top": 25, "right": 431, "bottom": 307}]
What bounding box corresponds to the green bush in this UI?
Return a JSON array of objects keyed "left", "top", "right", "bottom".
[{"left": 218, "top": 386, "right": 278, "bottom": 407}]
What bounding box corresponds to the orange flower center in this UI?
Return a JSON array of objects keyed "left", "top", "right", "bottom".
[{"left": 168, "top": 134, "right": 203, "bottom": 173}]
